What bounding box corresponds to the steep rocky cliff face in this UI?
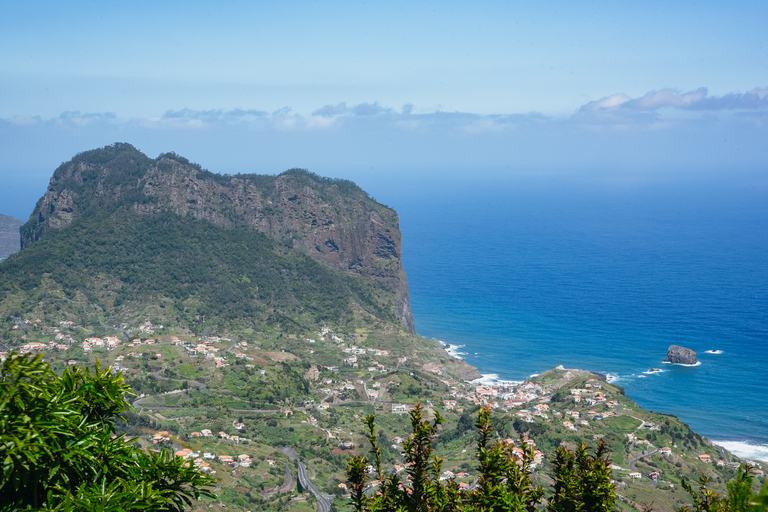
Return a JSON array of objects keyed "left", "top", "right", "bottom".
[
  {"left": 20, "top": 143, "right": 414, "bottom": 332},
  {"left": 0, "top": 214, "right": 23, "bottom": 260}
]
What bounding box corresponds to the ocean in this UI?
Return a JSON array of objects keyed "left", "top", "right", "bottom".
[{"left": 387, "top": 175, "right": 768, "bottom": 461}]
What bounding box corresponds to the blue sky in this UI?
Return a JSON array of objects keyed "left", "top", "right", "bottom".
[{"left": 1, "top": 0, "right": 767, "bottom": 219}]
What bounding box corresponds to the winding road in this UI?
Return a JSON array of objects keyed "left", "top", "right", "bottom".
[
  {"left": 628, "top": 448, "right": 660, "bottom": 470},
  {"left": 279, "top": 448, "right": 335, "bottom": 512},
  {"left": 279, "top": 462, "right": 294, "bottom": 492}
]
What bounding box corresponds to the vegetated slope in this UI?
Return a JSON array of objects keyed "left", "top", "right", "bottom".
[
  {"left": 0, "top": 214, "right": 23, "bottom": 260},
  {"left": 1, "top": 143, "right": 413, "bottom": 333}
]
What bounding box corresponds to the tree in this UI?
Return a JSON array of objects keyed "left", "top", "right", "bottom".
[
  {"left": 346, "top": 404, "right": 588, "bottom": 512},
  {"left": 0, "top": 353, "right": 215, "bottom": 511},
  {"left": 678, "top": 466, "right": 767, "bottom": 512},
  {"left": 547, "top": 440, "right": 616, "bottom": 512},
  {"left": 346, "top": 404, "right": 766, "bottom": 512}
]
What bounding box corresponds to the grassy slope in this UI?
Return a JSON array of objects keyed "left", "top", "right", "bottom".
[
  {"left": 15, "top": 328, "right": 763, "bottom": 512},
  {"left": 0, "top": 208, "right": 399, "bottom": 334}
]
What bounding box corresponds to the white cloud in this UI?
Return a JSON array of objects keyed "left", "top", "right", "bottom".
[
  {"left": 579, "top": 87, "right": 768, "bottom": 115},
  {"left": 633, "top": 88, "right": 708, "bottom": 109},
  {"left": 583, "top": 93, "right": 632, "bottom": 111}
]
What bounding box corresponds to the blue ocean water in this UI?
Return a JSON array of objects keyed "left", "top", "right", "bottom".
[{"left": 390, "top": 177, "right": 768, "bottom": 459}]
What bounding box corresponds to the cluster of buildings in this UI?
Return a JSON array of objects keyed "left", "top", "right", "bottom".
[
  {"left": 11, "top": 339, "right": 71, "bottom": 357},
  {"left": 82, "top": 337, "right": 122, "bottom": 352},
  {"left": 138, "top": 320, "right": 161, "bottom": 334},
  {"left": 317, "top": 379, "right": 360, "bottom": 400},
  {"left": 446, "top": 381, "right": 544, "bottom": 411},
  {"left": 184, "top": 428, "right": 251, "bottom": 448},
  {"left": 174, "top": 449, "right": 256, "bottom": 473},
  {"left": 216, "top": 430, "right": 250, "bottom": 444},
  {"left": 11, "top": 318, "right": 44, "bottom": 329},
  {"left": 341, "top": 345, "right": 393, "bottom": 372}
]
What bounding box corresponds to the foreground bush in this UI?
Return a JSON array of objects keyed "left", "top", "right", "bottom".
[
  {"left": 347, "top": 404, "right": 614, "bottom": 512},
  {"left": 0, "top": 353, "right": 215, "bottom": 511},
  {"left": 347, "top": 404, "right": 768, "bottom": 512}
]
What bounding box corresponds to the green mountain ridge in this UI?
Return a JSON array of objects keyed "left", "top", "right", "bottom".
[{"left": 2, "top": 143, "right": 414, "bottom": 334}]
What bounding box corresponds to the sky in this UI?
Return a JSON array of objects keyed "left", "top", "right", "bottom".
[{"left": 1, "top": 0, "right": 767, "bottom": 220}]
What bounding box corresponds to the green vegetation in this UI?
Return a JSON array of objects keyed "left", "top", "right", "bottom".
[
  {"left": 603, "top": 415, "right": 642, "bottom": 433},
  {"left": 676, "top": 469, "right": 768, "bottom": 512},
  {"left": 0, "top": 353, "right": 214, "bottom": 511},
  {"left": 2, "top": 142, "right": 408, "bottom": 336},
  {"left": 2, "top": 328, "right": 765, "bottom": 511},
  {"left": 347, "top": 404, "right": 614, "bottom": 512},
  {"left": 1, "top": 207, "right": 396, "bottom": 334},
  {"left": 346, "top": 405, "right": 768, "bottom": 512}
]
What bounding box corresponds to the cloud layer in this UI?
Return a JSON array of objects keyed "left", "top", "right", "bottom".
[{"left": 2, "top": 87, "right": 766, "bottom": 135}]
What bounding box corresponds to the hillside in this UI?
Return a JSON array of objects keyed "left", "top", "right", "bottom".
[
  {"left": 1, "top": 143, "right": 414, "bottom": 334},
  {"left": 3, "top": 325, "right": 762, "bottom": 512},
  {"left": 0, "top": 213, "right": 23, "bottom": 260}
]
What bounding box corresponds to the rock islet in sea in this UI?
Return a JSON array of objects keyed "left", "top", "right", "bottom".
[{"left": 664, "top": 345, "right": 697, "bottom": 365}]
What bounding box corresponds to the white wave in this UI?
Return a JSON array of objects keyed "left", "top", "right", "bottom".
[
  {"left": 605, "top": 374, "right": 620, "bottom": 383},
  {"left": 469, "top": 374, "right": 523, "bottom": 387},
  {"left": 704, "top": 350, "right": 723, "bottom": 354},
  {"left": 529, "top": 373, "right": 540, "bottom": 379},
  {"left": 643, "top": 369, "right": 665, "bottom": 375},
  {"left": 662, "top": 360, "right": 702, "bottom": 367},
  {"left": 444, "top": 344, "right": 465, "bottom": 360},
  {"left": 470, "top": 373, "right": 500, "bottom": 385},
  {"left": 638, "top": 375, "right": 646, "bottom": 378},
  {"left": 714, "top": 440, "right": 768, "bottom": 463}
]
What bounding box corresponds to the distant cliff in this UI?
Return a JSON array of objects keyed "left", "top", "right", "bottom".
[
  {"left": 0, "top": 214, "right": 23, "bottom": 260},
  {"left": 10, "top": 143, "right": 414, "bottom": 332}
]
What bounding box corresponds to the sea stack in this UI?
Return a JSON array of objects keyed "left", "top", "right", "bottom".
[{"left": 665, "top": 345, "right": 697, "bottom": 365}]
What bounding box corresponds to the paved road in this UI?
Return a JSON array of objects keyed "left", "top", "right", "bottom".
[
  {"left": 148, "top": 358, "right": 207, "bottom": 390},
  {"left": 141, "top": 398, "right": 392, "bottom": 414},
  {"left": 297, "top": 460, "right": 334, "bottom": 512},
  {"left": 716, "top": 444, "right": 728, "bottom": 462},
  {"left": 279, "top": 462, "right": 294, "bottom": 492},
  {"left": 279, "top": 448, "right": 334, "bottom": 512},
  {"left": 628, "top": 448, "right": 660, "bottom": 470}
]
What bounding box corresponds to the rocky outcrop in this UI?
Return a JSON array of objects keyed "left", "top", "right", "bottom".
[
  {"left": 0, "top": 214, "right": 23, "bottom": 260},
  {"left": 665, "top": 345, "right": 697, "bottom": 365},
  {"left": 20, "top": 143, "right": 415, "bottom": 332}
]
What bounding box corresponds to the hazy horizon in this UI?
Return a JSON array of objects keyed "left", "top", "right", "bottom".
[{"left": 2, "top": 1, "right": 767, "bottom": 220}]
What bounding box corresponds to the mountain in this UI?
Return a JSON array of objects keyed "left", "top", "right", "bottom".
[
  {"left": 2, "top": 143, "right": 414, "bottom": 334},
  {"left": 0, "top": 214, "right": 23, "bottom": 260}
]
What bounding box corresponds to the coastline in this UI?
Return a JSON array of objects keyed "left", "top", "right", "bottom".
[{"left": 438, "top": 339, "right": 768, "bottom": 463}]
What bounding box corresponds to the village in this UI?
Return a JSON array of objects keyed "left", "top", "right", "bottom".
[{"left": 2, "top": 318, "right": 763, "bottom": 511}]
